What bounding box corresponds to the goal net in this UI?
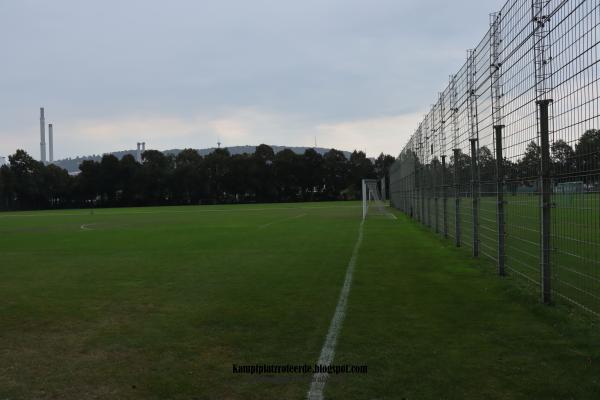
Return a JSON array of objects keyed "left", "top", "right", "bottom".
[
  {"left": 555, "top": 181, "right": 585, "bottom": 207},
  {"left": 555, "top": 181, "right": 584, "bottom": 194},
  {"left": 362, "top": 179, "right": 395, "bottom": 220}
]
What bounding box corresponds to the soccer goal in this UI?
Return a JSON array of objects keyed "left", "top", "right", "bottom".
[
  {"left": 555, "top": 181, "right": 585, "bottom": 207},
  {"left": 362, "top": 179, "right": 395, "bottom": 220},
  {"left": 555, "top": 181, "right": 584, "bottom": 194}
]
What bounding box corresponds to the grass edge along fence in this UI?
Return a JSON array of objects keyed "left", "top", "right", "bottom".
[{"left": 390, "top": 0, "right": 600, "bottom": 316}]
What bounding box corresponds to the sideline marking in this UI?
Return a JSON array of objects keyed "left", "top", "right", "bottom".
[
  {"left": 258, "top": 213, "right": 307, "bottom": 229},
  {"left": 307, "top": 220, "right": 364, "bottom": 400},
  {"left": 80, "top": 223, "right": 96, "bottom": 231}
]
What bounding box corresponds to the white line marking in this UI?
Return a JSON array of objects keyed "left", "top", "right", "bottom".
[
  {"left": 307, "top": 220, "right": 364, "bottom": 400},
  {"left": 385, "top": 206, "right": 398, "bottom": 220},
  {"left": 258, "top": 213, "right": 307, "bottom": 229},
  {"left": 80, "top": 223, "right": 96, "bottom": 231}
]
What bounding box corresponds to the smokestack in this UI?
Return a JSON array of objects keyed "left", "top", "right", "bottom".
[
  {"left": 136, "top": 142, "right": 141, "bottom": 162},
  {"left": 40, "top": 108, "right": 46, "bottom": 162},
  {"left": 48, "top": 124, "right": 54, "bottom": 162},
  {"left": 142, "top": 142, "right": 146, "bottom": 152}
]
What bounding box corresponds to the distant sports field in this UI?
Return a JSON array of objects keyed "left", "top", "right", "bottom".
[{"left": 2, "top": 202, "right": 600, "bottom": 399}]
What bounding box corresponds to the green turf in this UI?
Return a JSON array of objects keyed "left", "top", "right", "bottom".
[
  {"left": 414, "top": 192, "right": 600, "bottom": 314},
  {"left": 1, "top": 202, "right": 600, "bottom": 399}
]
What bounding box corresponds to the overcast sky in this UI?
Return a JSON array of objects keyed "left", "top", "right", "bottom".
[{"left": 0, "top": 0, "right": 502, "bottom": 160}]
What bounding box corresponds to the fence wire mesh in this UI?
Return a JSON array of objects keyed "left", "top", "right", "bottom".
[{"left": 390, "top": 0, "right": 600, "bottom": 315}]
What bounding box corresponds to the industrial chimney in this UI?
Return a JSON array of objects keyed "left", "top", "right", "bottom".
[
  {"left": 136, "top": 142, "right": 141, "bottom": 162},
  {"left": 48, "top": 124, "right": 54, "bottom": 162},
  {"left": 40, "top": 108, "right": 46, "bottom": 162}
]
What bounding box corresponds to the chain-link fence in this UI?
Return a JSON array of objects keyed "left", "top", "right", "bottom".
[{"left": 390, "top": 0, "right": 600, "bottom": 315}]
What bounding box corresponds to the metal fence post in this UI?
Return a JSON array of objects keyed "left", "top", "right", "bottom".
[
  {"left": 532, "top": 0, "right": 553, "bottom": 304},
  {"left": 441, "top": 155, "right": 448, "bottom": 238},
  {"left": 408, "top": 175, "right": 411, "bottom": 215},
  {"left": 453, "top": 148, "right": 461, "bottom": 247},
  {"left": 490, "top": 10, "right": 505, "bottom": 275},
  {"left": 495, "top": 125, "right": 506, "bottom": 276},
  {"left": 413, "top": 160, "right": 418, "bottom": 221},
  {"left": 425, "top": 167, "right": 429, "bottom": 226},
  {"left": 413, "top": 162, "right": 418, "bottom": 220},
  {"left": 410, "top": 168, "right": 414, "bottom": 218},
  {"left": 416, "top": 170, "right": 420, "bottom": 220},
  {"left": 421, "top": 166, "right": 426, "bottom": 224},
  {"left": 466, "top": 46, "right": 480, "bottom": 258},
  {"left": 470, "top": 138, "right": 479, "bottom": 257},
  {"left": 427, "top": 168, "right": 432, "bottom": 228},
  {"left": 538, "top": 99, "right": 553, "bottom": 304},
  {"left": 434, "top": 161, "right": 439, "bottom": 233},
  {"left": 416, "top": 159, "right": 423, "bottom": 223}
]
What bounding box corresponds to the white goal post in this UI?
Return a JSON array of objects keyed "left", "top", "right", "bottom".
[{"left": 362, "top": 179, "right": 394, "bottom": 220}]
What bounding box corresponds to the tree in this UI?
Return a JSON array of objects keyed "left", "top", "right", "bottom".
[
  {"left": 449, "top": 149, "right": 471, "bottom": 187},
  {"left": 119, "top": 154, "right": 141, "bottom": 205},
  {"left": 0, "top": 164, "right": 15, "bottom": 209},
  {"left": 551, "top": 139, "right": 576, "bottom": 176},
  {"left": 172, "top": 149, "right": 204, "bottom": 204},
  {"left": 517, "top": 141, "right": 541, "bottom": 183},
  {"left": 252, "top": 144, "right": 276, "bottom": 202},
  {"left": 348, "top": 151, "right": 375, "bottom": 199},
  {"left": 300, "top": 148, "right": 323, "bottom": 200},
  {"left": 322, "top": 149, "right": 351, "bottom": 199},
  {"left": 478, "top": 146, "right": 496, "bottom": 184},
  {"left": 225, "top": 154, "right": 252, "bottom": 202},
  {"left": 374, "top": 153, "right": 395, "bottom": 179},
  {"left": 43, "top": 164, "right": 71, "bottom": 207},
  {"left": 0, "top": 147, "right": 396, "bottom": 210},
  {"left": 77, "top": 159, "right": 101, "bottom": 204},
  {"left": 574, "top": 129, "right": 600, "bottom": 176},
  {"left": 9, "top": 149, "right": 45, "bottom": 208},
  {"left": 204, "top": 148, "right": 231, "bottom": 202},
  {"left": 139, "top": 150, "right": 174, "bottom": 204},
  {"left": 273, "top": 149, "right": 302, "bottom": 201},
  {"left": 99, "top": 154, "right": 121, "bottom": 204}
]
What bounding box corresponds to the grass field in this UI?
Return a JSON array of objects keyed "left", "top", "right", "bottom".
[
  {"left": 420, "top": 191, "right": 600, "bottom": 315},
  {"left": 2, "top": 201, "right": 600, "bottom": 399}
]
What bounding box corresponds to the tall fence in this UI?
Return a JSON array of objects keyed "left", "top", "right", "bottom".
[{"left": 390, "top": 0, "right": 600, "bottom": 315}]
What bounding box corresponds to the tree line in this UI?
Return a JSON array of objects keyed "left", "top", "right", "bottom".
[
  {"left": 0, "top": 144, "right": 395, "bottom": 210},
  {"left": 397, "top": 129, "right": 600, "bottom": 194}
]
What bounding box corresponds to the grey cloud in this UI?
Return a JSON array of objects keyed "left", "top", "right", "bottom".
[{"left": 0, "top": 0, "right": 504, "bottom": 158}]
